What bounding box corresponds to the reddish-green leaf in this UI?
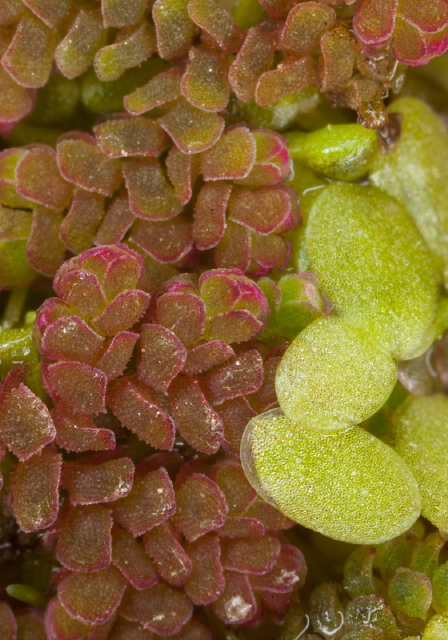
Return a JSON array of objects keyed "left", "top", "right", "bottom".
[
  {"left": 121, "top": 583, "right": 193, "bottom": 635},
  {"left": 15, "top": 146, "right": 72, "bottom": 211},
  {"left": 160, "top": 100, "right": 224, "bottom": 154},
  {"left": 143, "top": 521, "right": 192, "bottom": 587},
  {"left": 55, "top": 7, "right": 106, "bottom": 79},
  {"left": 60, "top": 190, "right": 105, "bottom": 255},
  {"left": 12, "top": 446, "right": 62, "bottom": 532},
  {"left": 56, "top": 505, "right": 113, "bottom": 572},
  {"left": 123, "top": 158, "right": 182, "bottom": 221},
  {"left": 173, "top": 473, "right": 228, "bottom": 541},
  {"left": 64, "top": 458, "right": 134, "bottom": 505},
  {"left": 113, "top": 468, "right": 176, "bottom": 536},
  {"left": 181, "top": 47, "right": 230, "bottom": 112},
  {"left": 47, "top": 362, "right": 107, "bottom": 415},
  {"left": 185, "top": 534, "right": 224, "bottom": 605},
  {"left": 95, "top": 117, "right": 168, "bottom": 159},
  {"left": 138, "top": 324, "right": 187, "bottom": 392},
  {"left": 112, "top": 526, "right": 159, "bottom": 590}
]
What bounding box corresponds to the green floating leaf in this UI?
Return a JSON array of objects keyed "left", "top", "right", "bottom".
[
  {"left": 241, "top": 409, "right": 421, "bottom": 544},
  {"left": 370, "top": 97, "right": 448, "bottom": 287},
  {"left": 395, "top": 395, "right": 448, "bottom": 533},
  {"left": 306, "top": 183, "right": 438, "bottom": 360},
  {"left": 275, "top": 316, "right": 397, "bottom": 431},
  {"left": 422, "top": 614, "right": 448, "bottom": 640},
  {"left": 286, "top": 124, "right": 378, "bottom": 181}
]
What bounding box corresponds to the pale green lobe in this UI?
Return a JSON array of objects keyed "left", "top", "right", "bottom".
[
  {"left": 306, "top": 183, "right": 438, "bottom": 360},
  {"left": 370, "top": 97, "right": 448, "bottom": 286},
  {"left": 433, "top": 562, "right": 448, "bottom": 613},
  {"left": 286, "top": 123, "right": 378, "bottom": 181},
  {"left": 240, "top": 409, "right": 421, "bottom": 545},
  {"left": 422, "top": 614, "right": 448, "bottom": 640},
  {"left": 395, "top": 394, "right": 448, "bottom": 533},
  {"left": 275, "top": 316, "right": 397, "bottom": 430}
]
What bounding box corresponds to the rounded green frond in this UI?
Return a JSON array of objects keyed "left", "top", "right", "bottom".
[
  {"left": 275, "top": 316, "right": 397, "bottom": 430},
  {"left": 241, "top": 409, "right": 421, "bottom": 544},
  {"left": 306, "top": 183, "right": 438, "bottom": 360}
]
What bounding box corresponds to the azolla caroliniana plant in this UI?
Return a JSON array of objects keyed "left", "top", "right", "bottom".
[{"left": 0, "top": 0, "right": 447, "bottom": 639}]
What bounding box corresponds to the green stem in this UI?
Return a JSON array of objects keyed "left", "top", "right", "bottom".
[{"left": 1, "top": 286, "right": 29, "bottom": 329}]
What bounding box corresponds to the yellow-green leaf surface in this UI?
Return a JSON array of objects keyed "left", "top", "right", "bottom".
[
  {"left": 275, "top": 316, "right": 397, "bottom": 430},
  {"left": 422, "top": 614, "right": 448, "bottom": 640},
  {"left": 395, "top": 394, "right": 448, "bottom": 533},
  {"left": 286, "top": 123, "right": 378, "bottom": 181},
  {"left": 370, "top": 97, "right": 448, "bottom": 286},
  {"left": 306, "top": 183, "right": 438, "bottom": 360},
  {"left": 241, "top": 409, "right": 421, "bottom": 544}
]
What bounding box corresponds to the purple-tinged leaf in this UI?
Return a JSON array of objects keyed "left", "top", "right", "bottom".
[
  {"left": 131, "top": 216, "right": 193, "bottom": 264},
  {"left": 57, "top": 138, "right": 122, "bottom": 197},
  {"left": 12, "top": 446, "right": 62, "bottom": 532},
  {"left": 221, "top": 536, "right": 281, "bottom": 574},
  {"left": 91, "top": 289, "right": 150, "bottom": 336},
  {"left": 160, "top": 100, "right": 225, "bottom": 154},
  {"left": 121, "top": 583, "right": 193, "bottom": 635},
  {"left": 213, "top": 458, "right": 257, "bottom": 513},
  {"left": 113, "top": 468, "right": 176, "bottom": 536},
  {"left": 94, "top": 23, "right": 156, "bottom": 82},
  {"left": 95, "top": 117, "right": 168, "bottom": 159},
  {"left": 155, "top": 291, "right": 205, "bottom": 346},
  {"left": 152, "top": 0, "right": 196, "bottom": 60},
  {"left": 143, "top": 521, "right": 192, "bottom": 587},
  {"left": 27, "top": 206, "right": 66, "bottom": 277},
  {"left": 101, "top": 245, "right": 147, "bottom": 296},
  {"left": 0, "top": 70, "right": 34, "bottom": 126},
  {"left": 184, "top": 341, "right": 234, "bottom": 376},
  {"left": 124, "top": 69, "right": 182, "bottom": 115},
  {"left": 87, "top": 615, "right": 117, "bottom": 640},
  {"left": 185, "top": 534, "right": 224, "bottom": 605},
  {"left": 47, "top": 362, "right": 107, "bottom": 415},
  {"left": 53, "top": 268, "right": 105, "bottom": 318},
  {"left": 199, "top": 268, "right": 242, "bottom": 314},
  {"left": 181, "top": 47, "right": 230, "bottom": 112},
  {"left": 45, "top": 597, "right": 89, "bottom": 640},
  {"left": 55, "top": 7, "right": 106, "bottom": 79},
  {"left": 251, "top": 544, "right": 307, "bottom": 592},
  {"left": 201, "top": 128, "right": 256, "bottom": 181},
  {"left": 246, "top": 498, "right": 295, "bottom": 531},
  {"left": 207, "top": 309, "right": 264, "bottom": 344},
  {"left": 112, "top": 526, "right": 159, "bottom": 590},
  {"left": 102, "top": 0, "right": 148, "bottom": 27},
  {"left": 169, "top": 376, "right": 224, "bottom": 454},
  {"left": 96, "top": 331, "right": 139, "bottom": 379},
  {"left": 217, "top": 516, "right": 265, "bottom": 538},
  {"left": 168, "top": 620, "right": 212, "bottom": 640},
  {"left": 188, "top": 0, "right": 243, "bottom": 51},
  {"left": 0, "top": 383, "right": 56, "bottom": 461},
  {"left": 237, "top": 129, "right": 292, "bottom": 187},
  {"left": 15, "top": 146, "right": 72, "bottom": 211},
  {"left": 279, "top": 2, "right": 336, "bottom": 53},
  {"left": 107, "top": 377, "right": 175, "bottom": 449},
  {"left": 0, "top": 0, "right": 23, "bottom": 26},
  {"left": 64, "top": 458, "right": 134, "bottom": 505},
  {"left": 58, "top": 566, "right": 127, "bottom": 626},
  {"left": 173, "top": 473, "right": 228, "bottom": 541},
  {"left": 123, "top": 158, "right": 182, "bottom": 221},
  {"left": 206, "top": 349, "right": 264, "bottom": 404},
  {"left": 320, "top": 26, "right": 356, "bottom": 92},
  {"left": 138, "top": 324, "right": 187, "bottom": 392},
  {"left": 256, "top": 56, "right": 317, "bottom": 107},
  {"left": 229, "top": 27, "right": 276, "bottom": 102},
  {"left": 213, "top": 572, "right": 258, "bottom": 625},
  {"left": 2, "top": 14, "right": 55, "bottom": 87},
  {"left": 353, "top": 0, "right": 398, "bottom": 47},
  {"left": 166, "top": 147, "right": 196, "bottom": 206},
  {"left": 249, "top": 347, "right": 284, "bottom": 413},
  {"left": 56, "top": 505, "right": 113, "bottom": 572},
  {"left": 42, "top": 315, "right": 104, "bottom": 364},
  {"left": 51, "top": 404, "right": 116, "bottom": 453},
  {"left": 258, "top": 0, "right": 296, "bottom": 18},
  {"left": 218, "top": 397, "right": 256, "bottom": 456},
  {"left": 251, "top": 233, "right": 292, "bottom": 275},
  {"left": 193, "top": 182, "right": 230, "bottom": 251},
  {"left": 95, "top": 191, "right": 135, "bottom": 246},
  {"left": 108, "top": 619, "right": 152, "bottom": 640},
  {"left": 60, "top": 190, "right": 104, "bottom": 255},
  {"left": 0, "top": 602, "right": 16, "bottom": 640},
  {"left": 214, "top": 222, "right": 251, "bottom": 272},
  {"left": 23, "top": 0, "right": 73, "bottom": 29}
]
